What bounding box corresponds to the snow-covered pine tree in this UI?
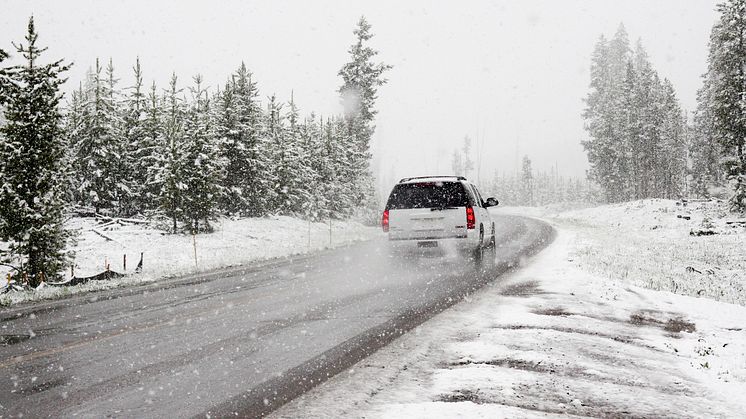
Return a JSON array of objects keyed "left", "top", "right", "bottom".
[
  {"left": 632, "top": 42, "right": 664, "bottom": 199},
  {"left": 332, "top": 115, "right": 359, "bottom": 215},
  {"left": 521, "top": 155, "right": 534, "bottom": 206},
  {"left": 75, "top": 58, "right": 126, "bottom": 214},
  {"left": 338, "top": 16, "right": 391, "bottom": 215},
  {"left": 121, "top": 57, "right": 149, "bottom": 215},
  {"left": 299, "top": 113, "right": 328, "bottom": 220},
  {"left": 691, "top": 74, "right": 722, "bottom": 197},
  {"left": 264, "top": 95, "right": 287, "bottom": 213},
  {"left": 0, "top": 17, "right": 71, "bottom": 285},
  {"left": 462, "top": 136, "right": 475, "bottom": 179},
  {"left": 154, "top": 73, "right": 186, "bottom": 232},
  {"left": 0, "top": 47, "right": 9, "bottom": 108},
  {"left": 63, "top": 82, "right": 86, "bottom": 204},
  {"left": 141, "top": 81, "right": 164, "bottom": 211},
  {"left": 278, "top": 94, "right": 313, "bottom": 215},
  {"left": 219, "top": 63, "right": 267, "bottom": 216},
  {"left": 584, "top": 26, "right": 688, "bottom": 203},
  {"left": 608, "top": 26, "right": 633, "bottom": 201},
  {"left": 583, "top": 34, "right": 627, "bottom": 202},
  {"left": 451, "top": 150, "right": 463, "bottom": 176},
  {"left": 181, "top": 75, "right": 224, "bottom": 232},
  {"left": 105, "top": 59, "right": 132, "bottom": 215},
  {"left": 621, "top": 59, "right": 641, "bottom": 199},
  {"left": 659, "top": 79, "right": 687, "bottom": 199},
  {"left": 701, "top": 0, "right": 746, "bottom": 211},
  {"left": 212, "top": 79, "right": 239, "bottom": 213},
  {"left": 319, "top": 116, "right": 347, "bottom": 216}
]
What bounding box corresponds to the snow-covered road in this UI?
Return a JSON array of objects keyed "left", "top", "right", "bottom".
[
  {"left": 0, "top": 214, "right": 552, "bottom": 417},
  {"left": 274, "top": 227, "right": 746, "bottom": 418}
]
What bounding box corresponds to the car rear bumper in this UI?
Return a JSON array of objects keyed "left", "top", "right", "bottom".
[{"left": 386, "top": 234, "right": 479, "bottom": 254}]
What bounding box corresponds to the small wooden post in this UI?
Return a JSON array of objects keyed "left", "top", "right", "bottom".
[
  {"left": 123, "top": 254, "right": 127, "bottom": 271},
  {"left": 6, "top": 273, "right": 10, "bottom": 286},
  {"left": 192, "top": 231, "right": 198, "bottom": 270},
  {"left": 135, "top": 252, "right": 143, "bottom": 273}
]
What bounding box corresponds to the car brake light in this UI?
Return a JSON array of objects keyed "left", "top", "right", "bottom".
[
  {"left": 466, "top": 206, "right": 475, "bottom": 230},
  {"left": 382, "top": 209, "right": 389, "bottom": 232}
]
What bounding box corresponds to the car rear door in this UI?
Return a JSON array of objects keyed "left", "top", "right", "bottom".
[
  {"left": 470, "top": 184, "right": 492, "bottom": 235},
  {"left": 386, "top": 181, "right": 468, "bottom": 240}
]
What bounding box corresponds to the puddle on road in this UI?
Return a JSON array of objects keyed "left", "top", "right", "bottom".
[
  {"left": 532, "top": 307, "right": 573, "bottom": 317},
  {"left": 0, "top": 334, "right": 31, "bottom": 345},
  {"left": 629, "top": 310, "right": 696, "bottom": 334},
  {"left": 499, "top": 280, "right": 543, "bottom": 297}
]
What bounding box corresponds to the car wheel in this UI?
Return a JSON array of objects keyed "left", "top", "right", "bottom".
[{"left": 487, "top": 223, "right": 496, "bottom": 248}]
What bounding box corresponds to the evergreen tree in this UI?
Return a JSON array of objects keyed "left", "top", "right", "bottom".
[
  {"left": 462, "top": 136, "right": 474, "bottom": 178},
  {"left": 691, "top": 74, "right": 722, "bottom": 197},
  {"left": 584, "top": 25, "right": 687, "bottom": 203},
  {"left": 632, "top": 43, "right": 662, "bottom": 198},
  {"left": 218, "top": 63, "right": 268, "bottom": 216},
  {"left": 154, "top": 74, "right": 186, "bottom": 232},
  {"left": 0, "top": 17, "right": 71, "bottom": 285},
  {"left": 338, "top": 16, "right": 391, "bottom": 214},
  {"left": 122, "top": 57, "right": 148, "bottom": 215},
  {"left": 701, "top": 0, "right": 746, "bottom": 210},
  {"left": 299, "top": 113, "right": 328, "bottom": 219},
  {"left": 181, "top": 75, "right": 223, "bottom": 232},
  {"left": 0, "top": 47, "right": 9, "bottom": 101},
  {"left": 521, "top": 155, "right": 534, "bottom": 205},
  {"left": 263, "top": 95, "right": 286, "bottom": 213},
  {"left": 659, "top": 79, "right": 687, "bottom": 198},
  {"left": 583, "top": 34, "right": 627, "bottom": 202},
  {"left": 75, "top": 58, "right": 125, "bottom": 213},
  {"left": 451, "top": 150, "right": 463, "bottom": 176},
  {"left": 276, "top": 94, "right": 313, "bottom": 215},
  {"left": 63, "top": 82, "right": 86, "bottom": 204},
  {"left": 140, "top": 81, "right": 163, "bottom": 211},
  {"left": 212, "top": 78, "right": 239, "bottom": 212}
]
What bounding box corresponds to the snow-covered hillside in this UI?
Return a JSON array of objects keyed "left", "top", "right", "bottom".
[{"left": 1, "top": 216, "right": 378, "bottom": 306}]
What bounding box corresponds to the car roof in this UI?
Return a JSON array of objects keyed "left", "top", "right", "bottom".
[{"left": 398, "top": 176, "right": 468, "bottom": 184}]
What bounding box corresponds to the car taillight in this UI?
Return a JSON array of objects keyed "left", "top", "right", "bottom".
[
  {"left": 382, "top": 209, "right": 389, "bottom": 232},
  {"left": 466, "top": 206, "right": 475, "bottom": 230}
]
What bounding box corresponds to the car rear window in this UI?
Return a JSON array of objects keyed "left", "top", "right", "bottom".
[{"left": 386, "top": 182, "right": 469, "bottom": 210}]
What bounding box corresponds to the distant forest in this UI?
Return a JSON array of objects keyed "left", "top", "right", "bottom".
[{"left": 582, "top": 2, "right": 746, "bottom": 212}]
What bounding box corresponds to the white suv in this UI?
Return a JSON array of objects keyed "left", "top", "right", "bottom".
[{"left": 381, "top": 176, "right": 498, "bottom": 257}]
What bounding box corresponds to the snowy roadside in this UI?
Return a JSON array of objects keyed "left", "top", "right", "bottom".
[
  {"left": 1, "top": 216, "right": 378, "bottom": 306},
  {"left": 502, "top": 199, "right": 746, "bottom": 305},
  {"left": 272, "top": 209, "right": 746, "bottom": 418}
]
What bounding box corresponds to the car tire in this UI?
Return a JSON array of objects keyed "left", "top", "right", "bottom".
[{"left": 472, "top": 225, "right": 485, "bottom": 262}]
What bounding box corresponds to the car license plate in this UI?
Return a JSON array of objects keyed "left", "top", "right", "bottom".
[{"left": 417, "top": 241, "right": 438, "bottom": 248}]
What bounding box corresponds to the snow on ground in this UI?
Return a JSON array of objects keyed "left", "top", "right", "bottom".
[
  {"left": 273, "top": 201, "right": 746, "bottom": 418},
  {"left": 504, "top": 199, "right": 746, "bottom": 305},
  {"left": 1, "top": 216, "right": 377, "bottom": 306}
]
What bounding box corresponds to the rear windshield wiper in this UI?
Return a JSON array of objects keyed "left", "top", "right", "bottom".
[{"left": 431, "top": 206, "right": 458, "bottom": 211}]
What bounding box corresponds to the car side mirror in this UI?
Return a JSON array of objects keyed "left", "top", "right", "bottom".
[{"left": 485, "top": 197, "right": 499, "bottom": 207}]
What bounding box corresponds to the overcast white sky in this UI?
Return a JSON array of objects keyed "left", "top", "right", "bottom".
[{"left": 1, "top": 0, "right": 720, "bottom": 193}]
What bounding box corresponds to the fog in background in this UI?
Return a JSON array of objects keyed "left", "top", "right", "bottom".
[{"left": 1, "top": 0, "right": 719, "bottom": 196}]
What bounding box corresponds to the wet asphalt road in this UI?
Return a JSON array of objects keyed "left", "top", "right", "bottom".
[{"left": 0, "top": 214, "right": 553, "bottom": 418}]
